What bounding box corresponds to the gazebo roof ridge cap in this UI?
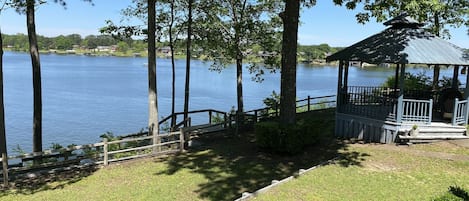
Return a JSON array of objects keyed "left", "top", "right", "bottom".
[{"left": 383, "top": 13, "right": 425, "bottom": 28}]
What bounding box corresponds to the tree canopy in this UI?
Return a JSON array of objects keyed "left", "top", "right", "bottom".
[{"left": 333, "top": 0, "right": 469, "bottom": 38}]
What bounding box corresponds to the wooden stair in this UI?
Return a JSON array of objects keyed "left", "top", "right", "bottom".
[
  {"left": 181, "top": 124, "right": 226, "bottom": 148},
  {"left": 183, "top": 124, "right": 226, "bottom": 136},
  {"left": 398, "top": 123, "right": 468, "bottom": 143}
]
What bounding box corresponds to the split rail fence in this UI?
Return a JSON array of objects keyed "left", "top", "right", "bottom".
[
  {"left": 0, "top": 130, "right": 183, "bottom": 187},
  {"left": 0, "top": 95, "right": 336, "bottom": 187}
]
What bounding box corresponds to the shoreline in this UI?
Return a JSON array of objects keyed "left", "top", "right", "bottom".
[{"left": 5, "top": 49, "right": 340, "bottom": 66}]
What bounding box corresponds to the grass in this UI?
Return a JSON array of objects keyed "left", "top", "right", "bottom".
[
  {"left": 252, "top": 142, "right": 469, "bottom": 201},
  {"left": 3, "top": 108, "right": 468, "bottom": 200},
  {"left": 0, "top": 109, "right": 343, "bottom": 201}
]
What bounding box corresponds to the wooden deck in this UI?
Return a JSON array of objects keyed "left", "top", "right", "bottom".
[
  {"left": 398, "top": 122, "right": 468, "bottom": 143},
  {"left": 183, "top": 124, "right": 226, "bottom": 136},
  {"left": 336, "top": 113, "right": 468, "bottom": 144}
]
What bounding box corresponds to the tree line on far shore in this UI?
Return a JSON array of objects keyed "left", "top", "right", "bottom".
[{"left": 2, "top": 33, "right": 342, "bottom": 61}]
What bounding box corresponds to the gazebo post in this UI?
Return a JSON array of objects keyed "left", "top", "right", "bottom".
[
  {"left": 433, "top": 65, "right": 440, "bottom": 91},
  {"left": 337, "top": 60, "right": 344, "bottom": 111},
  {"left": 396, "top": 63, "right": 406, "bottom": 123},
  {"left": 464, "top": 66, "right": 469, "bottom": 99},
  {"left": 452, "top": 65, "right": 460, "bottom": 89},
  {"left": 344, "top": 61, "right": 349, "bottom": 90},
  {"left": 394, "top": 64, "right": 400, "bottom": 94},
  {"left": 462, "top": 66, "right": 469, "bottom": 125}
]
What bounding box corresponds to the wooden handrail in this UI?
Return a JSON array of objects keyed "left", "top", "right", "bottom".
[
  {"left": 173, "top": 117, "right": 191, "bottom": 129},
  {"left": 296, "top": 95, "right": 336, "bottom": 102},
  {"left": 245, "top": 95, "right": 336, "bottom": 114},
  {"left": 7, "top": 142, "right": 105, "bottom": 160}
]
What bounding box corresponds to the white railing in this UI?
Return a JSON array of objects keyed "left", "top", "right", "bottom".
[
  {"left": 452, "top": 98, "right": 469, "bottom": 126},
  {"left": 398, "top": 99, "right": 433, "bottom": 124}
]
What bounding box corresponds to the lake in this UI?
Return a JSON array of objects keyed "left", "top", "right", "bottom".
[{"left": 2, "top": 51, "right": 456, "bottom": 153}]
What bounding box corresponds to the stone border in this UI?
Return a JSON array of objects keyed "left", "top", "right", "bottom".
[{"left": 234, "top": 156, "right": 339, "bottom": 201}]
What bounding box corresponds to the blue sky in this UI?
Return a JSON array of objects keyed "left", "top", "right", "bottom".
[{"left": 1, "top": 0, "right": 468, "bottom": 48}]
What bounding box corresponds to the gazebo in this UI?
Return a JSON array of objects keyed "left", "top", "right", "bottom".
[{"left": 326, "top": 13, "right": 469, "bottom": 143}]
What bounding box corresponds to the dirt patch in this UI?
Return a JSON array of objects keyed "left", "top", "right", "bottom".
[
  {"left": 364, "top": 161, "right": 400, "bottom": 172},
  {"left": 351, "top": 142, "right": 469, "bottom": 162}
]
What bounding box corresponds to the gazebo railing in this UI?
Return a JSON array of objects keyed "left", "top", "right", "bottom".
[
  {"left": 341, "top": 86, "right": 434, "bottom": 124},
  {"left": 339, "top": 86, "right": 397, "bottom": 120},
  {"left": 452, "top": 98, "right": 469, "bottom": 126},
  {"left": 397, "top": 99, "right": 433, "bottom": 124}
]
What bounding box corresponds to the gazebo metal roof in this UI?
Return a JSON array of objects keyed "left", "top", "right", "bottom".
[{"left": 326, "top": 14, "right": 469, "bottom": 66}]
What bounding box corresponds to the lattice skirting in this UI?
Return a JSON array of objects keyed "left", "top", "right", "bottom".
[{"left": 335, "top": 113, "right": 400, "bottom": 144}]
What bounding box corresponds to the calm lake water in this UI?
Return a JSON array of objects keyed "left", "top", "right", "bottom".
[{"left": 3, "top": 51, "right": 456, "bottom": 153}]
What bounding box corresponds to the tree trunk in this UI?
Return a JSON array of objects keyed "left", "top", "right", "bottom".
[
  {"left": 235, "top": 31, "right": 244, "bottom": 132},
  {"left": 148, "top": 0, "right": 159, "bottom": 152},
  {"left": 0, "top": 29, "right": 7, "bottom": 158},
  {"left": 26, "top": 0, "right": 42, "bottom": 153},
  {"left": 432, "top": 13, "right": 440, "bottom": 92},
  {"left": 183, "top": 0, "right": 193, "bottom": 127},
  {"left": 433, "top": 65, "right": 440, "bottom": 91},
  {"left": 279, "top": 0, "right": 299, "bottom": 125},
  {"left": 169, "top": 0, "right": 176, "bottom": 129},
  {"left": 236, "top": 54, "right": 244, "bottom": 131}
]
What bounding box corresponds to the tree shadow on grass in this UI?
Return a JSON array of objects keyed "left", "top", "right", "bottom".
[
  {"left": 0, "top": 164, "right": 98, "bottom": 196},
  {"left": 155, "top": 131, "right": 369, "bottom": 201}
]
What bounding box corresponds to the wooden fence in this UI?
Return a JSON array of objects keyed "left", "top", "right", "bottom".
[
  {"left": 243, "top": 95, "right": 336, "bottom": 124},
  {"left": 0, "top": 130, "right": 183, "bottom": 187},
  {"left": 159, "top": 109, "right": 228, "bottom": 131},
  {"left": 0, "top": 95, "right": 337, "bottom": 187}
]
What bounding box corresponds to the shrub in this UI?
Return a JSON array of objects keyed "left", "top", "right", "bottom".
[
  {"left": 433, "top": 185, "right": 469, "bottom": 201},
  {"left": 255, "top": 118, "right": 332, "bottom": 154},
  {"left": 255, "top": 121, "right": 282, "bottom": 149}
]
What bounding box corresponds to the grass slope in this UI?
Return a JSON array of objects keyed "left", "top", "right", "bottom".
[
  {"left": 253, "top": 142, "right": 469, "bottom": 201},
  {"left": 1, "top": 109, "right": 340, "bottom": 201}
]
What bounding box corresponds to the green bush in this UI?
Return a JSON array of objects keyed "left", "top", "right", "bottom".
[
  {"left": 433, "top": 185, "right": 469, "bottom": 201},
  {"left": 255, "top": 121, "right": 282, "bottom": 149},
  {"left": 432, "top": 193, "right": 465, "bottom": 201},
  {"left": 255, "top": 118, "right": 332, "bottom": 154}
]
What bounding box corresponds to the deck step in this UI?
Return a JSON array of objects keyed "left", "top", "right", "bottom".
[
  {"left": 399, "top": 124, "right": 467, "bottom": 136},
  {"left": 419, "top": 130, "right": 466, "bottom": 136},
  {"left": 398, "top": 134, "right": 469, "bottom": 144},
  {"left": 399, "top": 135, "right": 469, "bottom": 140}
]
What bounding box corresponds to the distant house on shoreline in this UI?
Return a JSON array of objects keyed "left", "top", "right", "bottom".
[
  {"left": 157, "top": 46, "right": 172, "bottom": 57},
  {"left": 96, "top": 45, "right": 117, "bottom": 52}
]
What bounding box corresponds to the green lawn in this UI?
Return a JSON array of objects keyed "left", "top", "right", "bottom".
[
  {"left": 3, "top": 108, "right": 467, "bottom": 201},
  {"left": 0, "top": 109, "right": 342, "bottom": 201},
  {"left": 252, "top": 142, "right": 469, "bottom": 201}
]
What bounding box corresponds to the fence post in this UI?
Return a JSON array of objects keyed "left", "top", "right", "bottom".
[
  {"left": 103, "top": 138, "right": 108, "bottom": 166},
  {"left": 465, "top": 100, "right": 469, "bottom": 125},
  {"left": 209, "top": 110, "right": 212, "bottom": 125},
  {"left": 452, "top": 98, "right": 459, "bottom": 126},
  {"left": 275, "top": 102, "right": 279, "bottom": 117},
  {"left": 396, "top": 96, "right": 403, "bottom": 123},
  {"left": 179, "top": 130, "right": 185, "bottom": 152},
  {"left": 224, "top": 113, "right": 228, "bottom": 128},
  {"left": 2, "top": 153, "right": 8, "bottom": 187},
  {"left": 254, "top": 110, "right": 258, "bottom": 123},
  {"left": 307, "top": 96, "right": 311, "bottom": 111},
  {"left": 428, "top": 99, "right": 433, "bottom": 124}
]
